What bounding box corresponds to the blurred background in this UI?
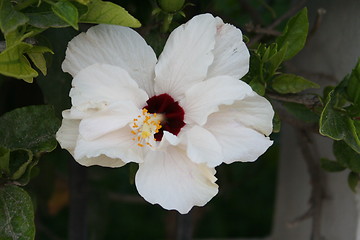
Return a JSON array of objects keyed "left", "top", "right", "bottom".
[{"left": 0, "top": 0, "right": 293, "bottom": 239}]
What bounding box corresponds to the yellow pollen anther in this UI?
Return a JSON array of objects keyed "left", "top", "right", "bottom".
[{"left": 131, "top": 108, "right": 163, "bottom": 148}]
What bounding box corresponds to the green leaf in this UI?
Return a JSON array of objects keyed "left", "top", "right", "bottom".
[
  {"left": 128, "top": 162, "right": 138, "bottom": 185},
  {"left": 0, "top": 105, "right": 61, "bottom": 153},
  {"left": 333, "top": 140, "right": 360, "bottom": 173},
  {"left": 80, "top": 0, "right": 141, "bottom": 27},
  {"left": 348, "top": 172, "right": 360, "bottom": 192},
  {"left": 0, "top": 185, "right": 35, "bottom": 240},
  {"left": 0, "top": 147, "right": 10, "bottom": 175},
  {"left": 27, "top": 52, "right": 47, "bottom": 75},
  {"left": 26, "top": 45, "right": 54, "bottom": 54},
  {"left": 320, "top": 90, "right": 360, "bottom": 153},
  {"left": 272, "top": 112, "right": 281, "bottom": 133},
  {"left": 249, "top": 79, "right": 265, "bottom": 96},
  {"left": 272, "top": 73, "right": 319, "bottom": 94},
  {"left": 322, "top": 86, "right": 335, "bottom": 103},
  {"left": 74, "top": 0, "right": 91, "bottom": 5},
  {"left": 26, "top": 46, "right": 53, "bottom": 76},
  {"left": 320, "top": 157, "right": 346, "bottom": 172},
  {"left": 347, "top": 59, "right": 360, "bottom": 105},
  {"left": 36, "top": 27, "right": 75, "bottom": 117},
  {"left": 9, "top": 149, "right": 33, "bottom": 181},
  {"left": 0, "top": 0, "right": 29, "bottom": 34},
  {"left": 268, "top": 42, "right": 288, "bottom": 76},
  {"left": 282, "top": 102, "right": 319, "bottom": 123},
  {"left": 51, "top": 0, "right": 79, "bottom": 30},
  {"left": 0, "top": 43, "right": 38, "bottom": 82},
  {"left": 261, "top": 44, "right": 276, "bottom": 62},
  {"left": 276, "top": 8, "right": 308, "bottom": 60},
  {"left": 242, "top": 50, "right": 261, "bottom": 84},
  {"left": 4, "top": 30, "right": 33, "bottom": 48},
  {"left": 26, "top": 10, "right": 69, "bottom": 28},
  {"left": 13, "top": 158, "right": 39, "bottom": 186}
]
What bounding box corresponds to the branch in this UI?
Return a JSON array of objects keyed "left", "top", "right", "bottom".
[
  {"left": 266, "top": 92, "right": 322, "bottom": 109},
  {"left": 308, "top": 8, "right": 327, "bottom": 39},
  {"left": 245, "top": 23, "right": 281, "bottom": 36},
  {"left": 291, "top": 129, "right": 326, "bottom": 240},
  {"left": 247, "top": 0, "right": 307, "bottom": 46}
]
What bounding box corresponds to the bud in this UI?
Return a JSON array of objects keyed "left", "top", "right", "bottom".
[{"left": 157, "top": 0, "right": 185, "bottom": 13}]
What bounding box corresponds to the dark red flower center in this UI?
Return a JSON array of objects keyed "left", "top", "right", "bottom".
[{"left": 144, "top": 93, "right": 185, "bottom": 141}]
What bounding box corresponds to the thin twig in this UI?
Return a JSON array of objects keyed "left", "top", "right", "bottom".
[
  {"left": 245, "top": 23, "right": 281, "bottom": 36},
  {"left": 248, "top": 0, "right": 307, "bottom": 46},
  {"left": 308, "top": 8, "right": 327, "bottom": 39},
  {"left": 266, "top": 92, "right": 322, "bottom": 109}
]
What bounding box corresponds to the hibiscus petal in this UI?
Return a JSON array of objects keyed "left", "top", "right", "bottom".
[
  {"left": 221, "top": 94, "right": 274, "bottom": 136},
  {"left": 154, "top": 14, "right": 217, "bottom": 99},
  {"left": 62, "top": 24, "right": 157, "bottom": 95},
  {"left": 206, "top": 112, "right": 273, "bottom": 164},
  {"left": 56, "top": 118, "right": 80, "bottom": 151},
  {"left": 159, "top": 131, "right": 180, "bottom": 147},
  {"left": 181, "top": 76, "right": 253, "bottom": 126},
  {"left": 185, "top": 126, "right": 222, "bottom": 167},
  {"left": 77, "top": 155, "right": 126, "bottom": 168},
  {"left": 207, "top": 17, "right": 250, "bottom": 80},
  {"left": 70, "top": 64, "right": 148, "bottom": 110},
  {"left": 135, "top": 146, "right": 218, "bottom": 214},
  {"left": 56, "top": 118, "right": 126, "bottom": 167},
  {"left": 79, "top": 102, "right": 140, "bottom": 140},
  {"left": 74, "top": 126, "right": 144, "bottom": 164}
]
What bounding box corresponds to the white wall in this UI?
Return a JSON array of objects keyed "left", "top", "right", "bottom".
[{"left": 271, "top": 1, "right": 360, "bottom": 239}]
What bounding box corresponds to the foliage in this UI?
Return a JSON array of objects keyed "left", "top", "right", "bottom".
[
  {"left": 0, "top": 185, "right": 35, "bottom": 240},
  {"left": 243, "top": 8, "right": 316, "bottom": 98},
  {"left": 0, "top": 105, "right": 59, "bottom": 238},
  {"left": 275, "top": 7, "right": 308, "bottom": 60},
  {"left": 0, "top": 0, "right": 359, "bottom": 239},
  {"left": 0, "top": 0, "right": 141, "bottom": 238},
  {"left": 0, "top": 0, "right": 141, "bottom": 82},
  {"left": 318, "top": 61, "right": 360, "bottom": 190},
  {"left": 243, "top": 4, "right": 360, "bottom": 191}
]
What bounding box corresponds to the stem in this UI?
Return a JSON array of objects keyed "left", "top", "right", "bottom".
[{"left": 161, "top": 14, "right": 174, "bottom": 33}]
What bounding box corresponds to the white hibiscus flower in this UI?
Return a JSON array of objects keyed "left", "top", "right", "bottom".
[{"left": 56, "top": 13, "right": 274, "bottom": 214}]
